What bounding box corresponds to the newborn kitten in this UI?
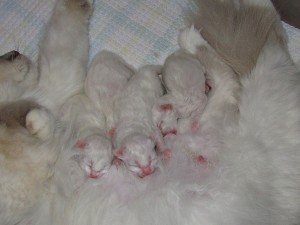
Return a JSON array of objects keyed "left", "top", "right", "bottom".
[
  {"left": 169, "top": 26, "right": 240, "bottom": 163},
  {"left": 155, "top": 50, "right": 208, "bottom": 135},
  {"left": 179, "top": 26, "right": 240, "bottom": 131},
  {"left": 60, "top": 94, "right": 113, "bottom": 178},
  {"left": 85, "top": 51, "right": 134, "bottom": 137},
  {"left": 112, "top": 65, "right": 166, "bottom": 178}
]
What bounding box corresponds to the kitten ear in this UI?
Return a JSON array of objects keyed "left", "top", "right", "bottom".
[{"left": 113, "top": 148, "right": 126, "bottom": 158}]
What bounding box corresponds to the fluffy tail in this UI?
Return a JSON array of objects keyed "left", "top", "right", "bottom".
[{"left": 185, "top": 0, "right": 285, "bottom": 76}]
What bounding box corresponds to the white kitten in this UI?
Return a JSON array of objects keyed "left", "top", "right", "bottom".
[
  {"left": 170, "top": 26, "right": 240, "bottom": 163},
  {"left": 158, "top": 50, "right": 208, "bottom": 134},
  {"left": 178, "top": 26, "right": 240, "bottom": 131},
  {"left": 112, "top": 65, "right": 166, "bottom": 177},
  {"left": 60, "top": 94, "right": 113, "bottom": 178},
  {"left": 85, "top": 50, "right": 134, "bottom": 137}
]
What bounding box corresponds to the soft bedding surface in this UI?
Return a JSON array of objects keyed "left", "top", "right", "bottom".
[{"left": 0, "top": 0, "right": 300, "bottom": 68}]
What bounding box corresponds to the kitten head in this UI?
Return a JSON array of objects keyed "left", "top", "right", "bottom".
[
  {"left": 76, "top": 135, "right": 113, "bottom": 177},
  {"left": 162, "top": 50, "right": 208, "bottom": 118},
  {"left": 113, "top": 134, "right": 158, "bottom": 178}
]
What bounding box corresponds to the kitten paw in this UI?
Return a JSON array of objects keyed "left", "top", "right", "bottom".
[
  {"left": 179, "top": 25, "right": 207, "bottom": 54},
  {"left": 75, "top": 135, "right": 113, "bottom": 178},
  {"left": 26, "top": 108, "right": 55, "bottom": 140},
  {"left": 152, "top": 101, "right": 178, "bottom": 138},
  {"left": 197, "top": 155, "right": 208, "bottom": 164},
  {"left": 159, "top": 149, "right": 172, "bottom": 160}
]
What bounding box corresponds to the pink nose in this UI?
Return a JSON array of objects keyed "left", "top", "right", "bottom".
[{"left": 141, "top": 166, "right": 152, "bottom": 177}]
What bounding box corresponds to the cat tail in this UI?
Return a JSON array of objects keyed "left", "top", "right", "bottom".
[{"left": 184, "top": 0, "right": 286, "bottom": 76}]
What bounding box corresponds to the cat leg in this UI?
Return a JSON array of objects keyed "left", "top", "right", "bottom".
[
  {"left": 152, "top": 95, "right": 179, "bottom": 138},
  {"left": 37, "top": 0, "right": 93, "bottom": 113}
]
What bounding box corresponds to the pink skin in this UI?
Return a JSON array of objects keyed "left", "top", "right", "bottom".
[
  {"left": 197, "top": 155, "right": 208, "bottom": 164},
  {"left": 152, "top": 100, "right": 179, "bottom": 141},
  {"left": 114, "top": 148, "right": 156, "bottom": 178},
  {"left": 107, "top": 127, "right": 116, "bottom": 138}
]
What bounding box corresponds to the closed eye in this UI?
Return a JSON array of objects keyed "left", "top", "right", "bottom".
[{"left": 127, "top": 163, "right": 139, "bottom": 168}]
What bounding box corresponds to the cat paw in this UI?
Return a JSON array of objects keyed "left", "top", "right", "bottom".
[
  {"left": 75, "top": 135, "right": 113, "bottom": 178},
  {"left": 178, "top": 25, "right": 207, "bottom": 54},
  {"left": 159, "top": 149, "right": 172, "bottom": 160},
  {"left": 152, "top": 102, "right": 178, "bottom": 137},
  {"left": 26, "top": 108, "right": 55, "bottom": 140}
]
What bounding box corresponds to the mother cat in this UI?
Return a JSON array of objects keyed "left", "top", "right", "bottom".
[
  {"left": 1, "top": 0, "right": 300, "bottom": 225},
  {"left": 0, "top": 0, "right": 93, "bottom": 224},
  {"left": 60, "top": 1, "right": 300, "bottom": 224}
]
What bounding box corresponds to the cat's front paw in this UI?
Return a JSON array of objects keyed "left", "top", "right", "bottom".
[
  {"left": 178, "top": 25, "right": 207, "bottom": 54},
  {"left": 26, "top": 108, "right": 55, "bottom": 141},
  {"left": 152, "top": 102, "right": 178, "bottom": 138},
  {"left": 75, "top": 135, "right": 113, "bottom": 178}
]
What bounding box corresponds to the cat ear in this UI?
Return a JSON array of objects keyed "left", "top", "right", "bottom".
[{"left": 113, "top": 148, "right": 126, "bottom": 158}]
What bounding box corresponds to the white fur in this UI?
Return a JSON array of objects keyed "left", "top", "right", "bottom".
[
  {"left": 85, "top": 50, "right": 134, "bottom": 134},
  {"left": 2, "top": 0, "right": 300, "bottom": 225},
  {"left": 179, "top": 26, "right": 240, "bottom": 130},
  {"left": 0, "top": 0, "right": 93, "bottom": 224},
  {"left": 178, "top": 25, "right": 207, "bottom": 55},
  {"left": 111, "top": 65, "right": 165, "bottom": 177},
  {"left": 60, "top": 94, "right": 113, "bottom": 178},
  {"left": 24, "top": 0, "right": 92, "bottom": 116},
  {"left": 157, "top": 49, "right": 208, "bottom": 135},
  {"left": 152, "top": 95, "right": 179, "bottom": 137},
  {"left": 26, "top": 108, "right": 55, "bottom": 140}
]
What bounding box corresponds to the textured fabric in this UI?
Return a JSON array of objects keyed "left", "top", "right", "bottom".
[{"left": 0, "top": 0, "right": 299, "bottom": 69}]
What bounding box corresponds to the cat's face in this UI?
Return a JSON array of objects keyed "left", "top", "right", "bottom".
[
  {"left": 76, "top": 135, "right": 113, "bottom": 178},
  {"left": 113, "top": 134, "right": 158, "bottom": 178}
]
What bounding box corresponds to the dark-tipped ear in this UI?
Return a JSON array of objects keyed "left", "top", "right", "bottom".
[{"left": 113, "top": 148, "right": 126, "bottom": 158}]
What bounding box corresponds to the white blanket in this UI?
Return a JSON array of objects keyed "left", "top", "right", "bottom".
[{"left": 0, "top": 0, "right": 299, "bottom": 68}]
